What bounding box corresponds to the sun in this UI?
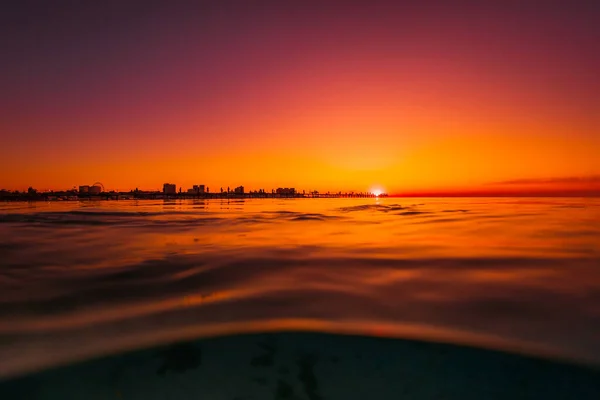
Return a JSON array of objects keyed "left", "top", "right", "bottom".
[{"left": 371, "top": 187, "right": 384, "bottom": 197}]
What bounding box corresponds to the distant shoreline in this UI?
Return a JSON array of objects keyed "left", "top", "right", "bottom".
[
  {"left": 0, "top": 192, "right": 386, "bottom": 202},
  {"left": 1, "top": 194, "right": 598, "bottom": 202}
]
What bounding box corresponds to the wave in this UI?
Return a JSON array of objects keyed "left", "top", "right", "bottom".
[
  {"left": 338, "top": 204, "right": 407, "bottom": 213},
  {"left": 0, "top": 210, "right": 347, "bottom": 226},
  {"left": 1, "top": 251, "right": 599, "bottom": 364}
]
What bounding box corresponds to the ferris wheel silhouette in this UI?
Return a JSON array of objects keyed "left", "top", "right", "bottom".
[{"left": 92, "top": 182, "right": 105, "bottom": 192}]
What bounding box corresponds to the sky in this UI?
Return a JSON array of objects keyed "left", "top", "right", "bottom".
[{"left": 1, "top": 0, "right": 599, "bottom": 195}]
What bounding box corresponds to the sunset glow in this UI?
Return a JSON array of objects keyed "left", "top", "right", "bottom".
[{"left": 1, "top": 1, "right": 598, "bottom": 195}]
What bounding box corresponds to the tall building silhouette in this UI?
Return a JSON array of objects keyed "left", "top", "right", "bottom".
[{"left": 163, "top": 183, "right": 176, "bottom": 194}]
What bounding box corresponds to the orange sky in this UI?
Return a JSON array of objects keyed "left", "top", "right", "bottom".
[{"left": 1, "top": 1, "right": 599, "bottom": 194}]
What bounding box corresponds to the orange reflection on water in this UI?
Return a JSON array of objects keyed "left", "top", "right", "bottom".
[{"left": 0, "top": 198, "right": 599, "bottom": 379}]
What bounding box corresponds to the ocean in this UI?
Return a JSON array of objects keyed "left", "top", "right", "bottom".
[{"left": 1, "top": 197, "right": 599, "bottom": 399}]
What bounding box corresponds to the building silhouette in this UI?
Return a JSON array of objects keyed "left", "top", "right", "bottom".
[
  {"left": 163, "top": 183, "right": 177, "bottom": 194},
  {"left": 276, "top": 187, "right": 296, "bottom": 195}
]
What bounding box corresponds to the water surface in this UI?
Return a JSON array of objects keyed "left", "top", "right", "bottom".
[{"left": 1, "top": 197, "right": 599, "bottom": 379}]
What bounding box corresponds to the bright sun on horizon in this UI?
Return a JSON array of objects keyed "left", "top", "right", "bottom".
[{"left": 372, "top": 188, "right": 384, "bottom": 197}]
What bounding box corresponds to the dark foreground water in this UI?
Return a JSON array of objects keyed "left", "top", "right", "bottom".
[
  {"left": 3, "top": 332, "right": 600, "bottom": 400},
  {"left": 1, "top": 198, "right": 599, "bottom": 398}
]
